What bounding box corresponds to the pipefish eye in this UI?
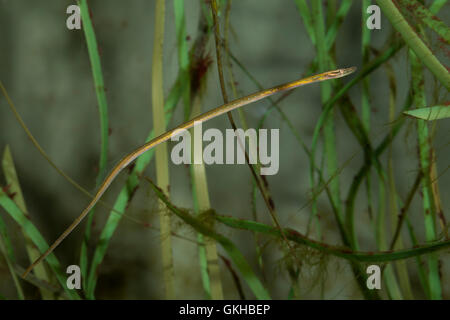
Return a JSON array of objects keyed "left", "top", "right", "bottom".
[
  {"left": 343, "top": 66, "right": 357, "bottom": 75},
  {"left": 326, "top": 67, "right": 357, "bottom": 79}
]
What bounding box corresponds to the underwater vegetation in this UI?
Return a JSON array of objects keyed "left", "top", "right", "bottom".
[{"left": 0, "top": 0, "right": 449, "bottom": 300}]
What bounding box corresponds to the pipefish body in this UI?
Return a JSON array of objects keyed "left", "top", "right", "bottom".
[{"left": 22, "top": 66, "right": 357, "bottom": 278}]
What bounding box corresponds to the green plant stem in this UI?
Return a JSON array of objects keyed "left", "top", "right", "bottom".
[
  {"left": 151, "top": 0, "right": 175, "bottom": 299},
  {"left": 2, "top": 146, "right": 53, "bottom": 299},
  {"left": 376, "top": 0, "right": 450, "bottom": 90},
  {"left": 312, "top": 0, "right": 341, "bottom": 238},
  {"left": 215, "top": 215, "right": 450, "bottom": 263},
  {"left": 410, "top": 49, "right": 442, "bottom": 300},
  {"left": 78, "top": 0, "right": 111, "bottom": 293},
  {"left": 189, "top": 95, "right": 224, "bottom": 300}
]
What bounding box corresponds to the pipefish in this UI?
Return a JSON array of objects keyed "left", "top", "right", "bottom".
[{"left": 23, "top": 66, "right": 357, "bottom": 278}]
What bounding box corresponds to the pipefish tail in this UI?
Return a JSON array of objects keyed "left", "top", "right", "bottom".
[{"left": 22, "top": 66, "right": 356, "bottom": 278}]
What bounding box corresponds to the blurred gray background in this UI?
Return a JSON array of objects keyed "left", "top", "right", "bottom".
[{"left": 0, "top": 0, "right": 448, "bottom": 299}]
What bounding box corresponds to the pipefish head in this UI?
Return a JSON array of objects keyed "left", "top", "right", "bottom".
[
  {"left": 305, "top": 67, "right": 357, "bottom": 83},
  {"left": 326, "top": 66, "right": 357, "bottom": 79}
]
